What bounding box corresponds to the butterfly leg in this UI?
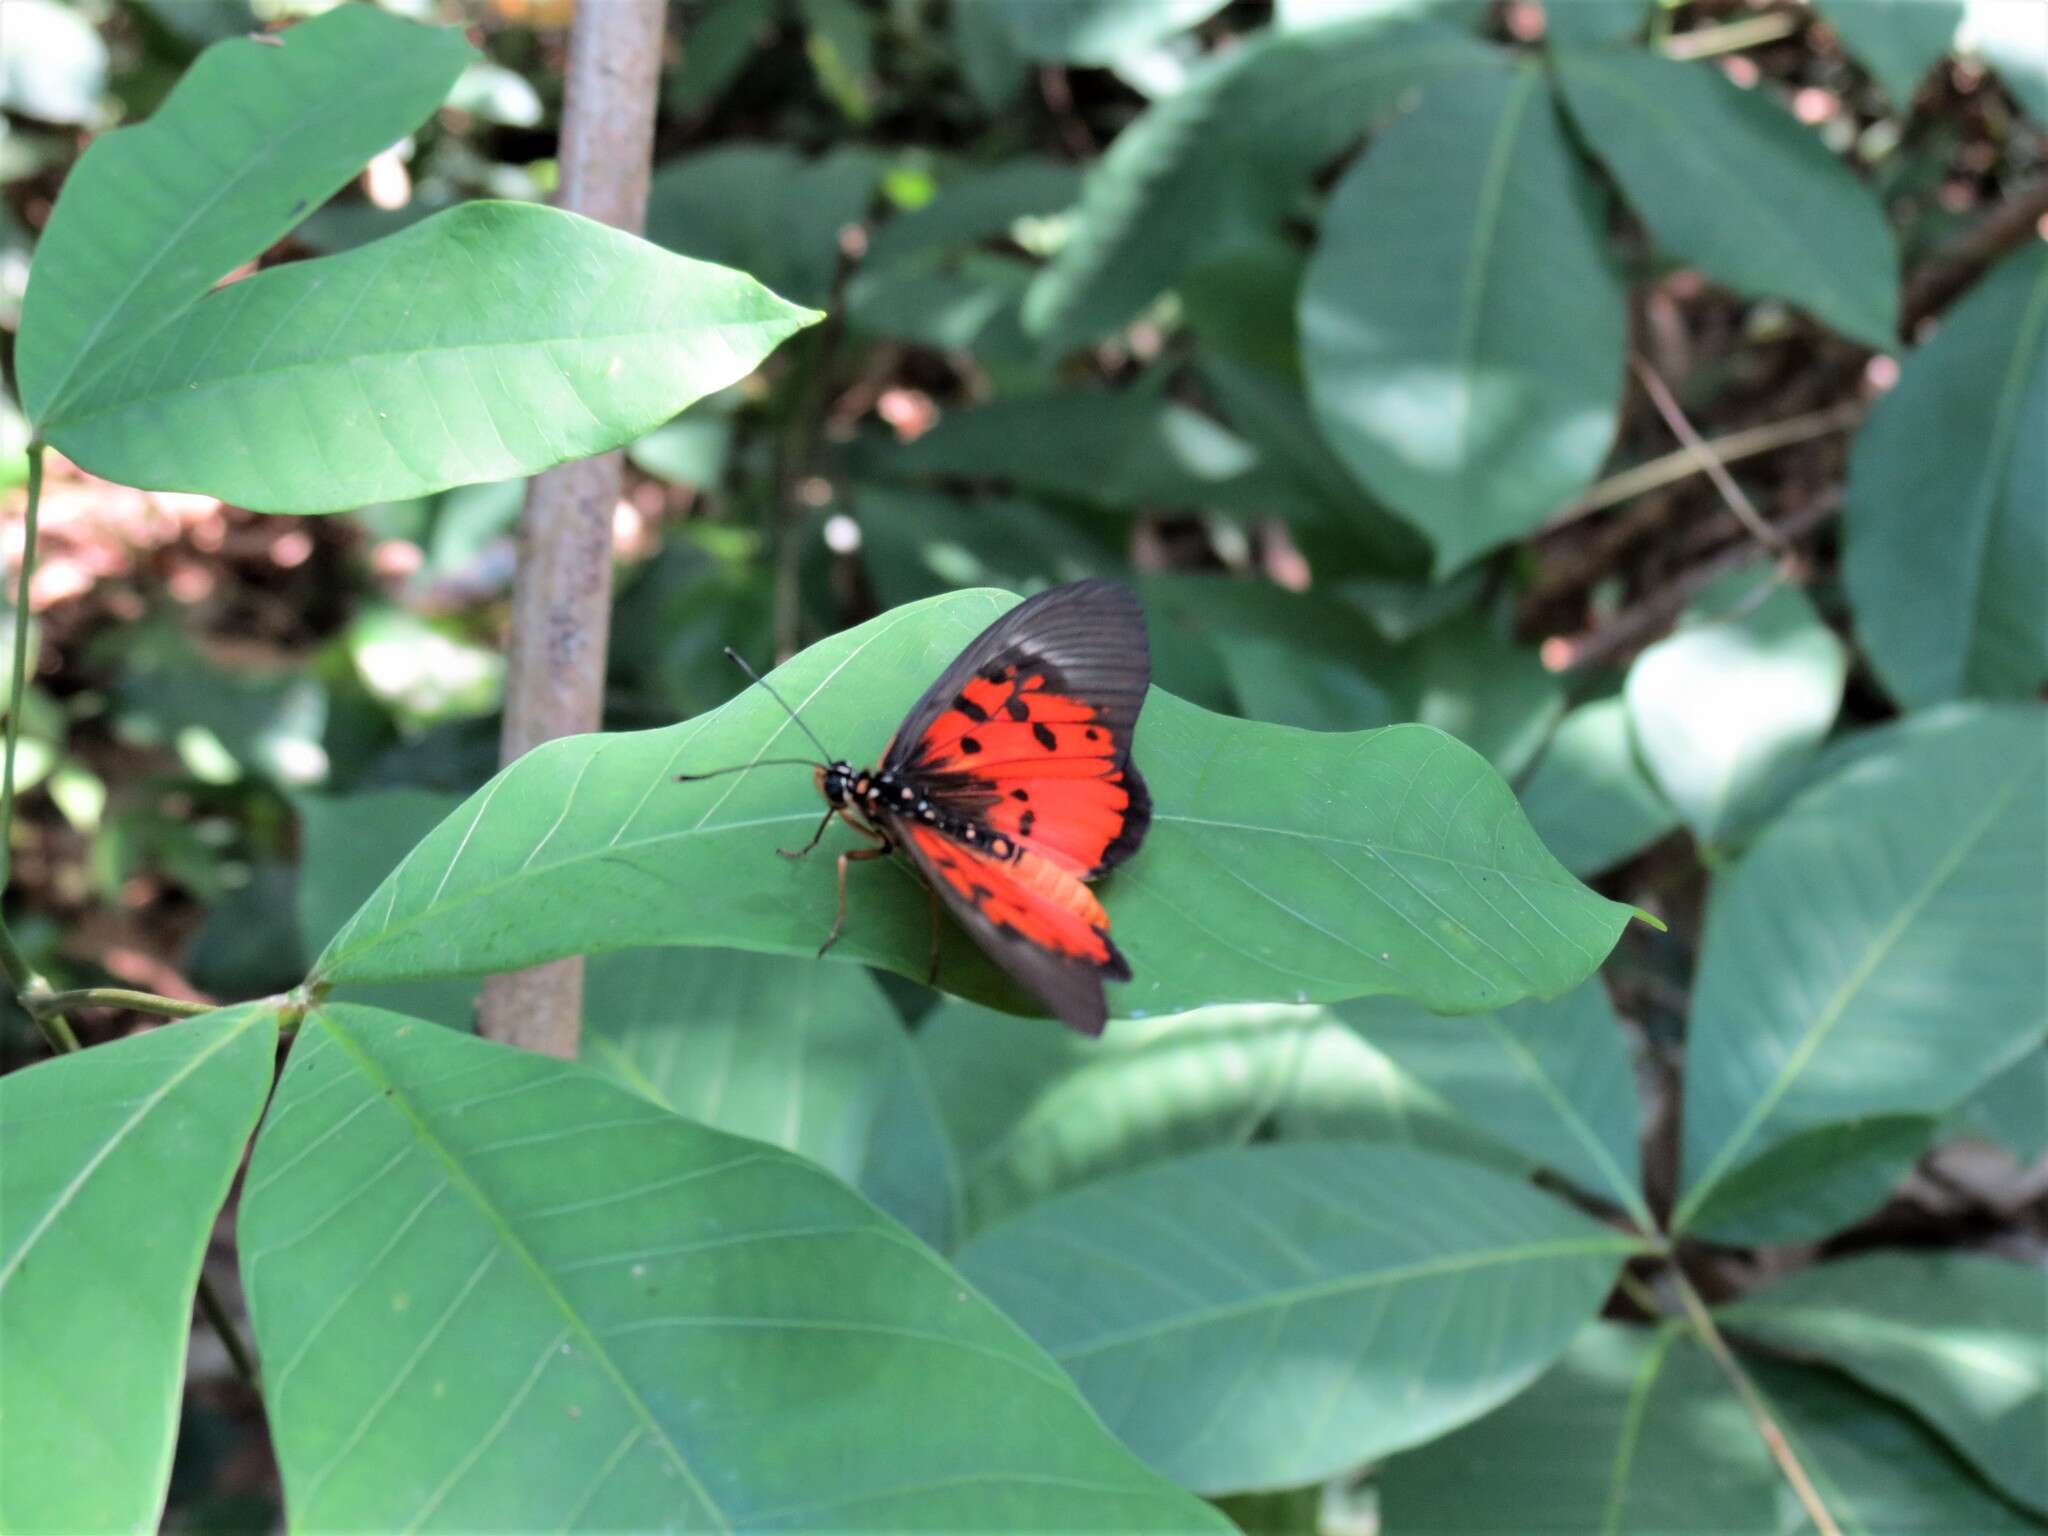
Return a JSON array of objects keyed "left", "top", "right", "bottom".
[
  {"left": 818, "top": 822, "right": 892, "bottom": 958},
  {"left": 779, "top": 806, "right": 836, "bottom": 860}
]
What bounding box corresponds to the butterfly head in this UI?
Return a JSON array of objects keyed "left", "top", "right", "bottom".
[{"left": 818, "top": 761, "right": 857, "bottom": 806}]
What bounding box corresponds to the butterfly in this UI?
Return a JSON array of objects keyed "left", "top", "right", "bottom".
[{"left": 680, "top": 579, "right": 1151, "bottom": 1035}]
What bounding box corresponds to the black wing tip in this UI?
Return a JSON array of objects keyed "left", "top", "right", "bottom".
[{"left": 1096, "top": 762, "right": 1152, "bottom": 875}]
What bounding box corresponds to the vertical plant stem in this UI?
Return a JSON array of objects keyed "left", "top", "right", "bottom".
[
  {"left": 1, "top": 444, "right": 75, "bottom": 1055},
  {"left": 4, "top": 442, "right": 44, "bottom": 886},
  {"left": 477, "top": 0, "right": 667, "bottom": 1058},
  {"left": 1671, "top": 1270, "right": 1843, "bottom": 1536}
]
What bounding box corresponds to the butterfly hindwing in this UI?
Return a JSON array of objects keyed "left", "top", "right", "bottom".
[{"left": 901, "top": 823, "right": 1129, "bottom": 1036}]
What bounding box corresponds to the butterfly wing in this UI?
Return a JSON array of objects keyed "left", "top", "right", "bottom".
[
  {"left": 900, "top": 822, "right": 1129, "bottom": 1037},
  {"left": 884, "top": 579, "right": 1152, "bottom": 879}
]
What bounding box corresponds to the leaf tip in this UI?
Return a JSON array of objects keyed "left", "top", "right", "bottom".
[{"left": 1630, "top": 905, "right": 1668, "bottom": 934}]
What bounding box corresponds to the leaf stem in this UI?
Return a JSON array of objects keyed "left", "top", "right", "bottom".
[
  {"left": 1550, "top": 400, "right": 1861, "bottom": 530},
  {"left": 23, "top": 986, "right": 215, "bottom": 1020},
  {"left": 1627, "top": 355, "right": 1790, "bottom": 554},
  {"left": 1670, "top": 1269, "right": 1842, "bottom": 1536},
  {"left": 1658, "top": 11, "right": 1801, "bottom": 61},
  {"left": 193, "top": 1264, "right": 262, "bottom": 1390}
]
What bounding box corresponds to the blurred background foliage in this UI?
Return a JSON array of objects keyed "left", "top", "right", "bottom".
[{"left": 1, "top": 0, "right": 2044, "bottom": 1527}]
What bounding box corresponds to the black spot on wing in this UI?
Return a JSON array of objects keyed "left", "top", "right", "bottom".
[
  {"left": 960, "top": 735, "right": 983, "bottom": 755},
  {"left": 1032, "top": 722, "right": 1057, "bottom": 751},
  {"left": 956, "top": 693, "right": 989, "bottom": 723}
]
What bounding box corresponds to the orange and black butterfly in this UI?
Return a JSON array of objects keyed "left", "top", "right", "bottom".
[{"left": 681, "top": 580, "right": 1151, "bottom": 1035}]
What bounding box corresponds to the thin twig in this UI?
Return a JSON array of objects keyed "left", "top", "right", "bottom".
[
  {"left": 1671, "top": 1271, "right": 1843, "bottom": 1536},
  {"left": 1552, "top": 493, "right": 1842, "bottom": 672},
  {"left": 1551, "top": 400, "right": 1863, "bottom": 530},
  {"left": 1902, "top": 177, "right": 2048, "bottom": 330},
  {"left": 3, "top": 443, "right": 43, "bottom": 886},
  {"left": 1629, "top": 356, "right": 1791, "bottom": 554},
  {"left": 23, "top": 987, "right": 215, "bottom": 1020},
  {"left": 193, "top": 1265, "right": 262, "bottom": 1389},
  {"left": 1659, "top": 11, "right": 1801, "bottom": 61}
]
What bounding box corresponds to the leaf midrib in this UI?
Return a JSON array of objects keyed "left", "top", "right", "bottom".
[
  {"left": 1675, "top": 736, "right": 2045, "bottom": 1228},
  {"left": 309, "top": 1010, "right": 733, "bottom": 1532},
  {"left": 1051, "top": 1231, "right": 1637, "bottom": 1361}
]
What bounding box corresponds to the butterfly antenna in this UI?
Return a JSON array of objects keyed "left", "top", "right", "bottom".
[
  {"left": 671, "top": 648, "right": 839, "bottom": 787},
  {"left": 675, "top": 757, "right": 824, "bottom": 783}
]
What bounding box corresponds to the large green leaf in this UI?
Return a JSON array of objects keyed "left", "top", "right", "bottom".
[
  {"left": 1340, "top": 981, "right": 1651, "bottom": 1226},
  {"left": 311, "top": 589, "right": 1637, "bottom": 1020},
  {"left": 955, "top": 1142, "right": 1637, "bottom": 1493},
  {"left": 1301, "top": 63, "right": 1626, "bottom": 574},
  {"left": 238, "top": 1004, "right": 1228, "bottom": 1532},
  {"left": 298, "top": 788, "right": 479, "bottom": 1030},
  {"left": 17, "top": 5, "right": 474, "bottom": 429},
  {"left": 1676, "top": 1115, "right": 1939, "bottom": 1246},
  {"left": 38, "top": 201, "right": 818, "bottom": 513},
  {"left": 918, "top": 999, "right": 1516, "bottom": 1237},
  {"left": 990, "top": 0, "right": 1229, "bottom": 63},
  {"left": 1022, "top": 15, "right": 1500, "bottom": 350},
  {"left": 1721, "top": 1252, "right": 2047, "bottom": 1514},
  {"left": 581, "top": 946, "right": 958, "bottom": 1249},
  {"left": 1624, "top": 568, "right": 1847, "bottom": 848},
  {"left": 1675, "top": 705, "right": 2047, "bottom": 1240},
  {"left": 1516, "top": 695, "right": 1679, "bottom": 877},
  {"left": 1843, "top": 243, "right": 2048, "bottom": 708},
  {"left": 1381, "top": 1321, "right": 2046, "bottom": 1534},
  {"left": 1554, "top": 47, "right": 1900, "bottom": 347},
  {"left": 1, "top": 1006, "right": 278, "bottom": 1534},
  {"left": 1812, "top": 0, "right": 1964, "bottom": 106}
]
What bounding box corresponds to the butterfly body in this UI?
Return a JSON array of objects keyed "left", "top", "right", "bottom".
[{"left": 767, "top": 581, "right": 1152, "bottom": 1036}]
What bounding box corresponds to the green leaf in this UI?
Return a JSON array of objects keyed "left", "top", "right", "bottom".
[
  {"left": 954, "top": 1143, "right": 1638, "bottom": 1493},
  {"left": 1, "top": 1005, "right": 278, "bottom": 1534},
  {"left": 1302, "top": 62, "right": 1626, "bottom": 573},
  {"left": 1812, "top": 0, "right": 1964, "bottom": 106},
  {"left": 1843, "top": 243, "right": 2048, "bottom": 708},
  {"left": 1675, "top": 705, "right": 2047, "bottom": 1239},
  {"left": 1624, "top": 568, "right": 1847, "bottom": 847},
  {"left": 18, "top": 4, "right": 475, "bottom": 429},
  {"left": 238, "top": 1004, "right": 1227, "bottom": 1532},
  {"left": 1721, "top": 1252, "right": 2048, "bottom": 1514},
  {"left": 645, "top": 144, "right": 882, "bottom": 308},
  {"left": 1553, "top": 46, "right": 1900, "bottom": 347},
  {"left": 298, "top": 788, "right": 480, "bottom": 1030},
  {"left": 1340, "top": 981, "right": 1651, "bottom": 1226},
  {"left": 581, "top": 947, "right": 959, "bottom": 1249},
  {"left": 39, "top": 201, "right": 818, "bottom": 513},
  {"left": 1382, "top": 1320, "right": 2047, "bottom": 1534},
  {"left": 1951, "top": 1047, "right": 2048, "bottom": 1161},
  {"left": 1023, "top": 15, "right": 1501, "bottom": 350},
  {"left": 991, "top": 0, "right": 1229, "bottom": 63},
  {"left": 919, "top": 1000, "right": 1517, "bottom": 1237},
  {"left": 1677, "top": 1114, "right": 1939, "bottom": 1245},
  {"left": 1516, "top": 696, "right": 1680, "bottom": 877},
  {"left": 312, "top": 589, "right": 1638, "bottom": 1020}
]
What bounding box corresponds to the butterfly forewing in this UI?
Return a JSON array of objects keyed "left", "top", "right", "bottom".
[{"left": 881, "top": 580, "right": 1151, "bottom": 1034}]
